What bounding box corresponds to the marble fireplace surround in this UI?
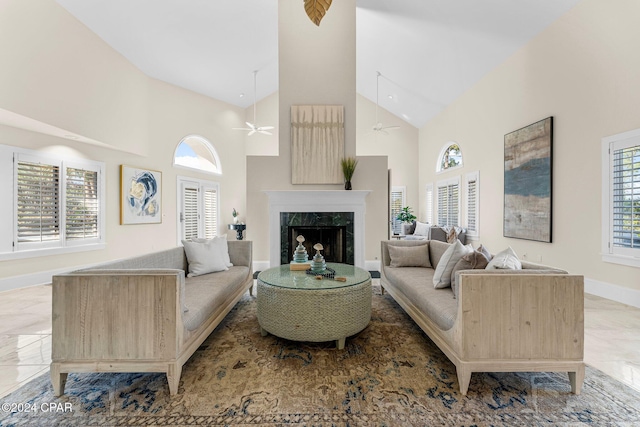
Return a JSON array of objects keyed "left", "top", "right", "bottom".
[{"left": 265, "top": 191, "right": 370, "bottom": 269}]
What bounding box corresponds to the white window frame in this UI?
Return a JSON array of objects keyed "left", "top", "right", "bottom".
[
  {"left": 436, "top": 176, "right": 461, "bottom": 227},
  {"left": 424, "top": 183, "right": 434, "bottom": 225},
  {"left": 0, "top": 144, "right": 105, "bottom": 260},
  {"left": 436, "top": 142, "right": 463, "bottom": 174},
  {"left": 173, "top": 134, "right": 222, "bottom": 175},
  {"left": 176, "top": 176, "right": 221, "bottom": 244},
  {"left": 602, "top": 128, "right": 640, "bottom": 268},
  {"left": 464, "top": 171, "right": 480, "bottom": 240},
  {"left": 390, "top": 186, "right": 406, "bottom": 235}
]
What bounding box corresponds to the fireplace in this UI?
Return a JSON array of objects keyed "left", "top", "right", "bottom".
[
  {"left": 281, "top": 212, "right": 354, "bottom": 265},
  {"left": 265, "top": 190, "right": 370, "bottom": 268}
]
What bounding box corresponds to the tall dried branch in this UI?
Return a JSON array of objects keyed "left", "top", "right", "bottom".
[{"left": 304, "top": 0, "right": 332, "bottom": 26}]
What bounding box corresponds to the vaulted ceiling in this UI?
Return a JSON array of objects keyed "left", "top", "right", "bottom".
[{"left": 55, "top": 0, "right": 581, "bottom": 129}]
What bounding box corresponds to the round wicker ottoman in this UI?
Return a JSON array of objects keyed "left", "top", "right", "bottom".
[{"left": 256, "top": 263, "right": 372, "bottom": 349}]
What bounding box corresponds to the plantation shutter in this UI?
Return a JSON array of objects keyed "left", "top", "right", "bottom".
[
  {"left": 16, "top": 160, "right": 60, "bottom": 243},
  {"left": 203, "top": 187, "right": 218, "bottom": 239},
  {"left": 425, "top": 183, "right": 433, "bottom": 225},
  {"left": 66, "top": 168, "right": 99, "bottom": 240},
  {"left": 390, "top": 187, "right": 405, "bottom": 235},
  {"left": 466, "top": 175, "right": 478, "bottom": 235},
  {"left": 437, "top": 180, "right": 460, "bottom": 227},
  {"left": 183, "top": 186, "right": 199, "bottom": 241},
  {"left": 612, "top": 143, "right": 640, "bottom": 250}
]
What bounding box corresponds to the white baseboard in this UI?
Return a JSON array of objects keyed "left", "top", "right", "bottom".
[
  {"left": 585, "top": 277, "right": 640, "bottom": 309},
  {"left": 253, "top": 261, "right": 270, "bottom": 273},
  {"left": 0, "top": 267, "right": 71, "bottom": 293},
  {"left": 365, "top": 260, "right": 381, "bottom": 272}
]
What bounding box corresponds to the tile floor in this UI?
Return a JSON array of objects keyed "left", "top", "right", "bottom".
[{"left": 1, "top": 282, "right": 639, "bottom": 399}]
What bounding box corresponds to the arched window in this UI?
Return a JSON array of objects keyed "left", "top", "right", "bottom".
[
  {"left": 437, "top": 143, "right": 463, "bottom": 172},
  {"left": 173, "top": 135, "right": 221, "bottom": 175}
]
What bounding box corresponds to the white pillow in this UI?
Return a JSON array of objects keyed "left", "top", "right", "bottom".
[
  {"left": 414, "top": 221, "right": 430, "bottom": 237},
  {"left": 433, "top": 240, "right": 473, "bottom": 289},
  {"left": 486, "top": 247, "right": 522, "bottom": 270},
  {"left": 182, "top": 239, "right": 229, "bottom": 277},
  {"left": 193, "top": 236, "right": 233, "bottom": 267}
]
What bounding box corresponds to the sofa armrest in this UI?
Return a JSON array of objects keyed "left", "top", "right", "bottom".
[
  {"left": 228, "top": 240, "right": 252, "bottom": 268},
  {"left": 52, "top": 271, "right": 183, "bottom": 362},
  {"left": 457, "top": 273, "right": 584, "bottom": 360}
]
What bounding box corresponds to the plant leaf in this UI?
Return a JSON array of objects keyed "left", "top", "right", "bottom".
[{"left": 304, "top": 0, "right": 332, "bottom": 26}]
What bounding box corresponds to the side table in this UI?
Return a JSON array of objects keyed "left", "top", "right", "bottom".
[{"left": 228, "top": 223, "right": 246, "bottom": 240}]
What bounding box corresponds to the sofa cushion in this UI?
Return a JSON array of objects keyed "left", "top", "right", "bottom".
[
  {"left": 414, "top": 221, "right": 430, "bottom": 236},
  {"left": 182, "top": 239, "right": 229, "bottom": 277},
  {"left": 388, "top": 244, "right": 431, "bottom": 268},
  {"left": 182, "top": 266, "right": 250, "bottom": 331},
  {"left": 383, "top": 267, "right": 457, "bottom": 330},
  {"left": 451, "top": 251, "right": 491, "bottom": 298},
  {"left": 428, "top": 240, "right": 451, "bottom": 269},
  {"left": 433, "top": 240, "right": 472, "bottom": 288},
  {"left": 486, "top": 247, "right": 522, "bottom": 270},
  {"left": 193, "top": 236, "right": 233, "bottom": 267}
]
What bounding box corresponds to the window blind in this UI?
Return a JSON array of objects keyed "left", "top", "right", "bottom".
[
  {"left": 466, "top": 178, "right": 477, "bottom": 233},
  {"left": 182, "top": 187, "right": 199, "bottom": 241},
  {"left": 612, "top": 144, "right": 640, "bottom": 249},
  {"left": 390, "top": 188, "right": 404, "bottom": 235},
  {"left": 203, "top": 187, "right": 218, "bottom": 239},
  {"left": 65, "top": 168, "right": 99, "bottom": 240},
  {"left": 425, "top": 184, "right": 433, "bottom": 225},
  {"left": 437, "top": 181, "right": 459, "bottom": 227},
  {"left": 17, "top": 161, "right": 60, "bottom": 243}
]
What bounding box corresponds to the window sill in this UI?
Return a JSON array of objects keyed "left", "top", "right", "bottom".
[
  {"left": 602, "top": 253, "right": 640, "bottom": 269},
  {"left": 0, "top": 243, "right": 105, "bottom": 261}
]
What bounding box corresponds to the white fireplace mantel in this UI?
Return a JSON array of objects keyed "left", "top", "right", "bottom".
[{"left": 265, "top": 190, "right": 371, "bottom": 268}]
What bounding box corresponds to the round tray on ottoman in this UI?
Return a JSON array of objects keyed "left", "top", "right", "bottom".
[{"left": 256, "top": 263, "right": 372, "bottom": 349}]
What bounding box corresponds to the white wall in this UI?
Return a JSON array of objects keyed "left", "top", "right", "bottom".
[
  {"left": 246, "top": 0, "right": 389, "bottom": 266},
  {"left": 0, "top": 0, "right": 248, "bottom": 290},
  {"left": 419, "top": 0, "right": 640, "bottom": 304},
  {"left": 356, "top": 93, "right": 419, "bottom": 217}
]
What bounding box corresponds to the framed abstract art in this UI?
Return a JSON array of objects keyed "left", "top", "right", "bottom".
[
  {"left": 504, "top": 117, "right": 553, "bottom": 242},
  {"left": 120, "top": 165, "right": 162, "bottom": 225}
]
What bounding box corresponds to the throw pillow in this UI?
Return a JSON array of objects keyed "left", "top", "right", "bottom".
[
  {"left": 182, "top": 239, "right": 229, "bottom": 277},
  {"left": 486, "top": 246, "right": 522, "bottom": 270},
  {"left": 193, "top": 236, "right": 233, "bottom": 267},
  {"left": 413, "top": 221, "right": 430, "bottom": 237},
  {"left": 432, "top": 240, "right": 472, "bottom": 289},
  {"left": 477, "top": 244, "right": 492, "bottom": 261},
  {"left": 451, "top": 250, "right": 491, "bottom": 298},
  {"left": 388, "top": 244, "right": 431, "bottom": 268}
]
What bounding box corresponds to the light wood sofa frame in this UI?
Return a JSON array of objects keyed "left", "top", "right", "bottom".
[
  {"left": 381, "top": 240, "right": 585, "bottom": 396},
  {"left": 50, "top": 241, "right": 252, "bottom": 396}
]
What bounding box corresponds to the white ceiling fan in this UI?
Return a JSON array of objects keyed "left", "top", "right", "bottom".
[
  {"left": 372, "top": 71, "right": 400, "bottom": 135},
  {"left": 233, "top": 70, "right": 274, "bottom": 136}
]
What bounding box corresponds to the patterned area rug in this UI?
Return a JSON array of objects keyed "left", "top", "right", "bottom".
[{"left": 2, "top": 283, "right": 640, "bottom": 426}]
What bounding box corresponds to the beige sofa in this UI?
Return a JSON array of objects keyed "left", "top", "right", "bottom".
[
  {"left": 50, "top": 240, "right": 252, "bottom": 396},
  {"left": 381, "top": 239, "right": 585, "bottom": 396}
]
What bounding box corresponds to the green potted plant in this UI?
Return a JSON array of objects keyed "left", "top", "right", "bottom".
[
  {"left": 340, "top": 157, "right": 358, "bottom": 190},
  {"left": 396, "top": 206, "right": 416, "bottom": 224}
]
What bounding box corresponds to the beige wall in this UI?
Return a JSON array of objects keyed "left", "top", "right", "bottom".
[
  {"left": 246, "top": 0, "right": 388, "bottom": 265},
  {"left": 356, "top": 93, "right": 419, "bottom": 216},
  {"left": 419, "top": 0, "right": 640, "bottom": 294},
  {"left": 0, "top": 0, "right": 248, "bottom": 287}
]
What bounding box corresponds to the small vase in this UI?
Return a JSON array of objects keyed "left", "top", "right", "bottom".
[
  {"left": 233, "top": 216, "right": 239, "bottom": 224},
  {"left": 344, "top": 180, "right": 352, "bottom": 190}
]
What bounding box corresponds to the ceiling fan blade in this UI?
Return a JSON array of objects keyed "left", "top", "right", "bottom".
[
  {"left": 258, "top": 126, "right": 274, "bottom": 131},
  {"left": 383, "top": 125, "right": 401, "bottom": 131},
  {"left": 246, "top": 122, "right": 257, "bottom": 130},
  {"left": 259, "top": 130, "right": 273, "bottom": 136},
  {"left": 248, "top": 130, "right": 257, "bottom": 136}
]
